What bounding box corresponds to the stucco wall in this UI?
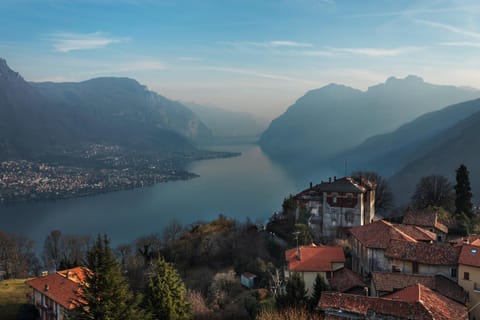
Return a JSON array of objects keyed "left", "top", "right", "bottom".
[{"left": 459, "top": 264, "right": 480, "bottom": 320}]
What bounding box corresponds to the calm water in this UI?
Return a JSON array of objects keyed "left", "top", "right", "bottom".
[{"left": 0, "top": 144, "right": 337, "bottom": 248}]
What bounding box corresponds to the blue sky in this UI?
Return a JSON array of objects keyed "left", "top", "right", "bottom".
[{"left": 1, "top": 0, "right": 480, "bottom": 118}]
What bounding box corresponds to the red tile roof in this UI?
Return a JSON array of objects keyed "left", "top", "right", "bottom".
[
  {"left": 459, "top": 244, "right": 480, "bottom": 267},
  {"left": 285, "top": 245, "right": 345, "bottom": 272},
  {"left": 319, "top": 292, "right": 430, "bottom": 319},
  {"left": 57, "top": 267, "right": 88, "bottom": 283},
  {"left": 329, "top": 268, "right": 366, "bottom": 293},
  {"left": 25, "top": 268, "right": 88, "bottom": 310},
  {"left": 320, "top": 284, "right": 468, "bottom": 320},
  {"left": 394, "top": 224, "right": 437, "bottom": 242},
  {"left": 385, "top": 284, "right": 468, "bottom": 319},
  {"left": 349, "top": 220, "right": 417, "bottom": 249},
  {"left": 385, "top": 239, "right": 461, "bottom": 265},
  {"left": 403, "top": 209, "right": 448, "bottom": 234},
  {"left": 372, "top": 272, "right": 467, "bottom": 303}
]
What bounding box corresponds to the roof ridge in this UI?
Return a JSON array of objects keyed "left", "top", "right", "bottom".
[{"left": 389, "top": 223, "right": 418, "bottom": 243}]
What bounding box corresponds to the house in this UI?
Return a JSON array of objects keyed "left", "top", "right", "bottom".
[
  {"left": 240, "top": 272, "right": 257, "bottom": 289},
  {"left": 349, "top": 220, "right": 417, "bottom": 276},
  {"left": 295, "top": 176, "right": 376, "bottom": 239},
  {"left": 329, "top": 267, "right": 367, "bottom": 295},
  {"left": 319, "top": 284, "right": 468, "bottom": 319},
  {"left": 403, "top": 209, "right": 448, "bottom": 241},
  {"left": 458, "top": 244, "right": 480, "bottom": 320},
  {"left": 285, "top": 245, "right": 345, "bottom": 296},
  {"left": 25, "top": 267, "right": 87, "bottom": 320},
  {"left": 371, "top": 272, "right": 467, "bottom": 304},
  {"left": 384, "top": 239, "right": 460, "bottom": 280}
]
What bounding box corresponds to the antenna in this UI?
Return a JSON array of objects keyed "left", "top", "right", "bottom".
[{"left": 293, "top": 231, "right": 301, "bottom": 260}]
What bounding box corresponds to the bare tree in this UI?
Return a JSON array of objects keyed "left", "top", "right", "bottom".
[
  {"left": 411, "top": 175, "right": 454, "bottom": 211},
  {"left": 352, "top": 171, "right": 394, "bottom": 214},
  {"left": 43, "top": 230, "right": 62, "bottom": 270}
]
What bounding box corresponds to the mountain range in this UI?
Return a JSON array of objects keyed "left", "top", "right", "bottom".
[
  {"left": 259, "top": 76, "right": 480, "bottom": 161},
  {"left": 0, "top": 58, "right": 211, "bottom": 160},
  {"left": 183, "top": 102, "right": 268, "bottom": 139}
]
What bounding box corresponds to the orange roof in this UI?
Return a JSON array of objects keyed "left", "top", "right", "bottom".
[
  {"left": 320, "top": 284, "right": 468, "bottom": 320},
  {"left": 403, "top": 209, "right": 448, "bottom": 233},
  {"left": 459, "top": 244, "right": 480, "bottom": 267},
  {"left": 385, "top": 284, "right": 468, "bottom": 320},
  {"left": 285, "top": 245, "right": 345, "bottom": 272},
  {"left": 394, "top": 224, "right": 437, "bottom": 242},
  {"left": 25, "top": 267, "right": 89, "bottom": 310},
  {"left": 349, "top": 220, "right": 417, "bottom": 249},
  {"left": 385, "top": 239, "right": 460, "bottom": 265}
]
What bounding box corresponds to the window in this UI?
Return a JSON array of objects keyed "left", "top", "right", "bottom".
[
  {"left": 464, "top": 272, "right": 470, "bottom": 280},
  {"left": 326, "top": 271, "right": 332, "bottom": 280},
  {"left": 451, "top": 268, "right": 458, "bottom": 278},
  {"left": 345, "top": 211, "right": 354, "bottom": 224},
  {"left": 412, "top": 262, "right": 419, "bottom": 274},
  {"left": 333, "top": 196, "right": 337, "bottom": 204},
  {"left": 392, "top": 265, "right": 401, "bottom": 273}
]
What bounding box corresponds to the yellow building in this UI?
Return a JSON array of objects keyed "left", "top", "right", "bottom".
[
  {"left": 285, "top": 245, "right": 345, "bottom": 296},
  {"left": 459, "top": 244, "right": 480, "bottom": 320}
]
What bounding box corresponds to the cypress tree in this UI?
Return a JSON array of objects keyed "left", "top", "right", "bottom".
[
  {"left": 309, "top": 273, "right": 329, "bottom": 310},
  {"left": 455, "top": 164, "right": 473, "bottom": 219},
  {"left": 73, "top": 235, "right": 150, "bottom": 320},
  {"left": 276, "top": 272, "right": 307, "bottom": 308},
  {"left": 143, "top": 257, "right": 190, "bottom": 320}
]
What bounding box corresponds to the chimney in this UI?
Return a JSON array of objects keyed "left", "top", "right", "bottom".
[
  {"left": 309, "top": 182, "right": 313, "bottom": 189},
  {"left": 44, "top": 284, "right": 49, "bottom": 292},
  {"left": 464, "top": 238, "right": 470, "bottom": 245},
  {"left": 334, "top": 176, "right": 337, "bottom": 181},
  {"left": 329, "top": 177, "right": 332, "bottom": 183},
  {"left": 297, "top": 246, "right": 301, "bottom": 260},
  {"left": 66, "top": 270, "right": 71, "bottom": 279}
]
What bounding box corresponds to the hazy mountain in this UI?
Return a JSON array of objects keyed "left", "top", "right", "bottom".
[
  {"left": 388, "top": 105, "right": 480, "bottom": 205},
  {"left": 259, "top": 76, "right": 480, "bottom": 161},
  {"left": 183, "top": 102, "right": 268, "bottom": 138},
  {"left": 0, "top": 58, "right": 206, "bottom": 160},
  {"left": 32, "top": 78, "right": 212, "bottom": 143},
  {"left": 338, "top": 98, "right": 480, "bottom": 177}
]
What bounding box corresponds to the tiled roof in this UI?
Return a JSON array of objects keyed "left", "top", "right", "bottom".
[
  {"left": 459, "top": 244, "right": 480, "bottom": 267},
  {"left": 385, "top": 284, "right": 468, "bottom": 320},
  {"left": 285, "top": 245, "right": 345, "bottom": 272},
  {"left": 452, "top": 235, "right": 480, "bottom": 247},
  {"left": 349, "top": 220, "right": 417, "bottom": 249},
  {"left": 315, "top": 177, "right": 370, "bottom": 193},
  {"left": 320, "top": 285, "right": 468, "bottom": 320},
  {"left": 25, "top": 267, "right": 88, "bottom": 310},
  {"left": 56, "top": 267, "right": 88, "bottom": 283},
  {"left": 385, "top": 239, "right": 461, "bottom": 265},
  {"left": 372, "top": 272, "right": 467, "bottom": 303},
  {"left": 403, "top": 209, "right": 449, "bottom": 233},
  {"left": 319, "top": 292, "right": 430, "bottom": 319},
  {"left": 394, "top": 224, "right": 437, "bottom": 242},
  {"left": 329, "top": 268, "right": 366, "bottom": 293}
]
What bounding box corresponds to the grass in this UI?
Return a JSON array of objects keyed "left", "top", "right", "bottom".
[{"left": 0, "top": 279, "right": 31, "bottom": 320}]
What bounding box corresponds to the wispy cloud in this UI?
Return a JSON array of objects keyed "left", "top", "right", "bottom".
[
  {"left": 416, "top": 19, "right": 480, "bottom": 39},
  {"left": 331, "top": 46, "right": 421, "bottom": 57},
  {"left": 300, "top": 50, "right": 334, "bottom": 57},
  {"left": 219, "top": 40, "right": 312, "bottom": 48},
  {"left": 52, "top": 32, "right": 129, "bottom": 52},
  {"left": 440, "top": 41, "right": 480, "bottom": 48},
  {"left": 178, "top": 56, "right": 203, "bottom": 61},
  {"left": 198, "top": 66, "right": 319, "bottom": 85}
]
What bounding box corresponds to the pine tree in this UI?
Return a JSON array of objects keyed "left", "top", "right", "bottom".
[
  {"left": 73, "top": 235, "right": 150, "bottom": 320},
  {"left": 143, "top": 257, "right": 190, "bottom": 320},
  {"left": 276, "top": 272, "right": 307, "bottom": 308},
  {"left": 309, "top": 273, "right": 329, "bottom": 310},
  {"left": 455, "top": 164, "right": 473, "bottom": 219}
]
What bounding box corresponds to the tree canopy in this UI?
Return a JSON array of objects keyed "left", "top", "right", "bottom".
[
  {"left": 411, "top": 175, "right": 454, "bottom": 211},
  {"left": 455, "top": 164, "right": 473, "bottom": 219}
]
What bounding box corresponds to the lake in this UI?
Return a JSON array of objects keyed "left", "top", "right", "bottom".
[{"left": 0, "top": 144, "right": 337, "bottom": 248}]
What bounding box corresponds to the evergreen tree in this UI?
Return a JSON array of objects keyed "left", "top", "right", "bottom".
[
  {"left": 455, "top": 164, "right": 473, "bottom": 219},
  {"left": 73, "top": 235, "right": 150, "bottom": 320},
  {"left": 276, "top": 272, "right": 307, "bottom": 308},
  {"left": 308, "top": 273, "right": 329, "bottom": 311},
  {"left": 143, "top": 257, "right": 190, "bottom": 320}
]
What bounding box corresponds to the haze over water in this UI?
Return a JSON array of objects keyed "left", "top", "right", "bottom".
[{"left": 0, "top": 144, "right": 336, "bottom": 248}]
